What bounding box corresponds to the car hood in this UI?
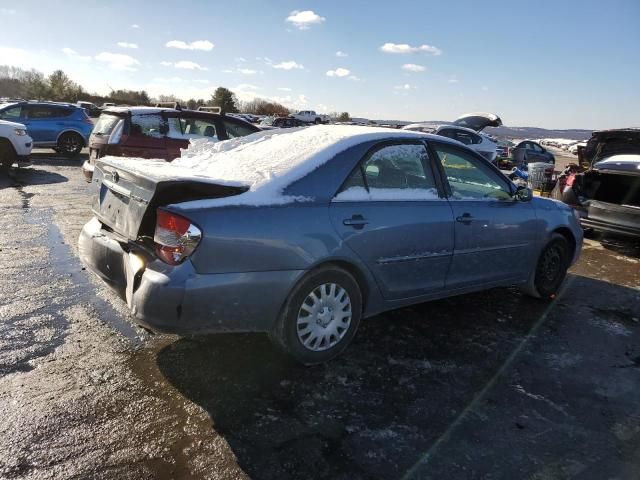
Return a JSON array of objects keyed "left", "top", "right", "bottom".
[
  {"left": 452, "top": 112, "right": 502, "bottom": 132},
  {"left": 0, "top": 119, "right": 26, "bottom": 129},
  {"left": 582, "top": 129, "right": 640, "bottom": 169}
]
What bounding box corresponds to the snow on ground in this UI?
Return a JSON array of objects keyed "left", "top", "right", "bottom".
[{"left": 101, "top": 125, "right": 429, "bottom": 207}]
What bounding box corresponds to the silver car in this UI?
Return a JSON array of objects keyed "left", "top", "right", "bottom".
[{"left": 79, "top": 126, "right": 583, "bottom": 364}]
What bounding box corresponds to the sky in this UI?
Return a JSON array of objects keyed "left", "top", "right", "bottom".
[{"left": 0, "top": 0, "right": 638, "bottom": 129}]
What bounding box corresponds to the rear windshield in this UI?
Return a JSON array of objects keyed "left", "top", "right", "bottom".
[{"left": 93, "top": 114, "right": 122, "bottom": 135}]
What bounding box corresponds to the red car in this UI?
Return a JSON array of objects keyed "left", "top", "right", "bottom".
[{"left": 82, "top": 106, "right": 260, "bottom": 181}]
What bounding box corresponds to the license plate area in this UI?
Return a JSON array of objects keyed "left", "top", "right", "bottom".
[{"left": 98, "top": 185, "right": 131, "bottom": 230}]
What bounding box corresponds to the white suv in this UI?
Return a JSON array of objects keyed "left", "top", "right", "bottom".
[{"left": 0, "top": 118, "right": 32, "bottom": 170}]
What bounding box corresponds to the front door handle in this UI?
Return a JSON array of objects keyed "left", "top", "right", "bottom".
[
  {"left": 343, "top": 214, "right": 369, "bottom": 230},
  {"left": 456, "top": 213, "right": 474, "bottom": 225}
]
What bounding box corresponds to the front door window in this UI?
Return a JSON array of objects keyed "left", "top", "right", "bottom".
[{"left": 433, "top": 143, "right": 511, "bottom": 201}]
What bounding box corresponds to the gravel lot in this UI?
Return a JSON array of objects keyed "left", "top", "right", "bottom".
[{"left": 1, "top": 150, "right": 639, "bottom": 479}]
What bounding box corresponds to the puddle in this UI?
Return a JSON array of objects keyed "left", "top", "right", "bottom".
[{"left": 2, "top": 177, "right": 146, "bottom": 375}]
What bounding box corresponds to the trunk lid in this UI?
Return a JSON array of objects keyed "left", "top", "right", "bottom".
[
  {"left": 452, "top": 112, "right": 502, "bottom": 132},
  {"left": 92, "top": 159, "right": 247, "bottom": 241},
  {"left": 581, "top": 129, "right": 640, "bottom": 170}
]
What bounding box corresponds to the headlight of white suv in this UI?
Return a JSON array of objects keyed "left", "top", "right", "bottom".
[{"left": 14, "top": 128, "right": 27, "bottom": 136}]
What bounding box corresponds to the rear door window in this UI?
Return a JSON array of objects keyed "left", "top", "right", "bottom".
[
  {"left": 172, "top": 116, "right": 218, "bottom": 139},
  {"left": 335, "top": 143, "right": 440, "bottom": 201},
  {"left": 130, "top": 114, "right": 167, "bottom": 138},
  {"left": 26, "top": 106, "right": 72, "bottom": 119}
]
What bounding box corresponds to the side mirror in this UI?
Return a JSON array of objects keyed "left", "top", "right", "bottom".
[{"left": 514, "top": 185, "right": 533, "bottom": 202}]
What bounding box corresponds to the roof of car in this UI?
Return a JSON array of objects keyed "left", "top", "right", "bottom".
[{"left": 101, "top": 125, "right": 456, "bottom": 208}]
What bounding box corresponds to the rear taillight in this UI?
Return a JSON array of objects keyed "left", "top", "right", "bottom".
[{"left": 154, "top": 209, "right": 202, "bottom": 265}]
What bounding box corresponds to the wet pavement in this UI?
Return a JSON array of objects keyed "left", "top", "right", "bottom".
[{"left": 0, "top": 152, "right": 639, "bottom": 479}]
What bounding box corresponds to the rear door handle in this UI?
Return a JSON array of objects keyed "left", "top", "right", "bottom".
[
  {"left": 343, "top": 214, "right": 369, "bottom": 229},
  {"left": 456, "top": 213, "right": 474, "bottom": 225}
]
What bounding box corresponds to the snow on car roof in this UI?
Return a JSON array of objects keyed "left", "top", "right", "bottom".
[{"left": 102, "top": 125, "right": 432, "bottom": 208}]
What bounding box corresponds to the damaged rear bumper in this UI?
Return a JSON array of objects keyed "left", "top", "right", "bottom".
[
  {"left": 580, "top": 201, "right": 640, "bottom": 238},
  {"left": 78, "top": 217, "right": 303, "bottom": 334}
]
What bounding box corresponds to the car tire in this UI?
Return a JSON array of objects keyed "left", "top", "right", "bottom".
[
  {"left": 270, "top": 266, "right": 362, "bottom": 365},
  {"left": 56, "top": 132, "right": 84, "bottom": 158},
  {"left": 0, "top": 141, "right": 16, "bottom": 171},
  {"left": 522, "top": 233, "right": 571, "bottom": 299},
  {"left": 315, "top": 118, "right": 321, "bottom": 124}
]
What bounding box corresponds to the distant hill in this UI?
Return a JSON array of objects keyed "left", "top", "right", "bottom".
[
  {"left": 369, "top": 119, "right": 593, "bottom": 141},
  {"left": 484, "top": 125, "right": 592, "bottom": 141}
]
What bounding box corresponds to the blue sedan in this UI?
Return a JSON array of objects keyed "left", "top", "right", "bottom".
[{"left": 79, "top": 126, "right": 583, "bottom": 364}]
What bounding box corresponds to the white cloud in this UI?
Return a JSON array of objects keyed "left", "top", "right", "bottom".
[
  {"left": 130, "top": 24, "right": 140, "bottom": 29},
  {"left": 166, "top": 40, "right": 214, "bottom": 51},
  {"left": 285, "top": 10, "right": 326, "bottom": 30},
  {"left": 235, "top": 57, "right": 247, "bottom": 63},
  {"left": 174, "top": 61, "right": 207, "bottom": 70},
  {"left": 336, "top": 51, "right": 348, "bottom": 57},
  {"left": 117, "top": 42, "right": 138, "bottom": 49},
  {"left": 348, "top": 75, "right": 360, "bottom": 81},
  {"left": 380, "top": 43, "right": 442, "bottom": 55},
  {"left": 394, "top": 83, "right": 415, "bottom": 90},
  {"left": 194, "top": 79, "right": 210, "bottom": 84},
  {"left": 238, "top": 68, "right": 258, "bottom": 75},
  {"left": 62, "top": 47, "right": 91, "bottom": 62},
  {"left": 326, "top": 68, "right": 350, "bottom": 77},
  {"left": 482, "top": 86, "right": 489, "bottom": 91},
  {"left": 273, "top": 60, "right": 304, "bottom": 70},
  {"left": 160, "top": 60, "right": 207, "bottom": 70},
  {"left": 277, "top": 87, "right": 292, "bottom": 91},
  {"left": 448, "top": 76, "right": 459, "bottom": 84},
  {"left": 95, "top": 52, "right": 139, "bottom": 71},
  {"left": 1, "top": 8, "right": 16, "bottom": 15},
  {"left": 402, "top": 63, "right": 426, "bottom": 72}
]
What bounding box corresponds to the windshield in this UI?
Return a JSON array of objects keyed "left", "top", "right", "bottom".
[{"left": 92, "top": 114, "right": 122, "bottom": 135}]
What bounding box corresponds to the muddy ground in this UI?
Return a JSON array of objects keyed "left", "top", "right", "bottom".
[{"left": 0, "top": 151, "right": 639, "bottom": 480}]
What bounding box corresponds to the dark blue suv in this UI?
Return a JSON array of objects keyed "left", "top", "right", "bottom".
[{"left": 0, "top": 101, "right": 94, "bottom": 157}]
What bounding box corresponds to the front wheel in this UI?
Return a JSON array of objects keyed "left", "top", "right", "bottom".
[
  {"left": 270, "top": 266, "right": 362, "bottom": 365},
  {"left": 0, "top": 142, "right": 16, "bottom": 171},
  {"left": 56, "top": 132, "right": 84, "bottom": 158},
  {"left": 522, "top": 233, "right": 571, "bottom": 299}
]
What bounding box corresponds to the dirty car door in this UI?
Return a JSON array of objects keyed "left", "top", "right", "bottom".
[
  {"left": 329, "top": 142, "right": 454, "bottom": 300},
  {"left": 430, "top": 141, "right": 538, "bottom": 288}
]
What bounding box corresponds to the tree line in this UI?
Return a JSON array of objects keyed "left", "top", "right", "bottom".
[{"left": 0, "top": 65, "right": 351, "bottom": 120}]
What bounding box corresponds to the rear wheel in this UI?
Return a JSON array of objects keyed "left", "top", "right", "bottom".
[
  {"left": 0, "top": 141, "right": 16, "bottom": 171},
  {"left": 523, "top": 233, "right": 571, "bottom": 299},
  {"left": 314, "top": 118, "right": 321, "bottom": 124},
  {"left": 270, "top": 266, "right": 362, "bottom": 364},
  {"left": 56, "top": 132, "right": 84, "bottom": 158}
]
